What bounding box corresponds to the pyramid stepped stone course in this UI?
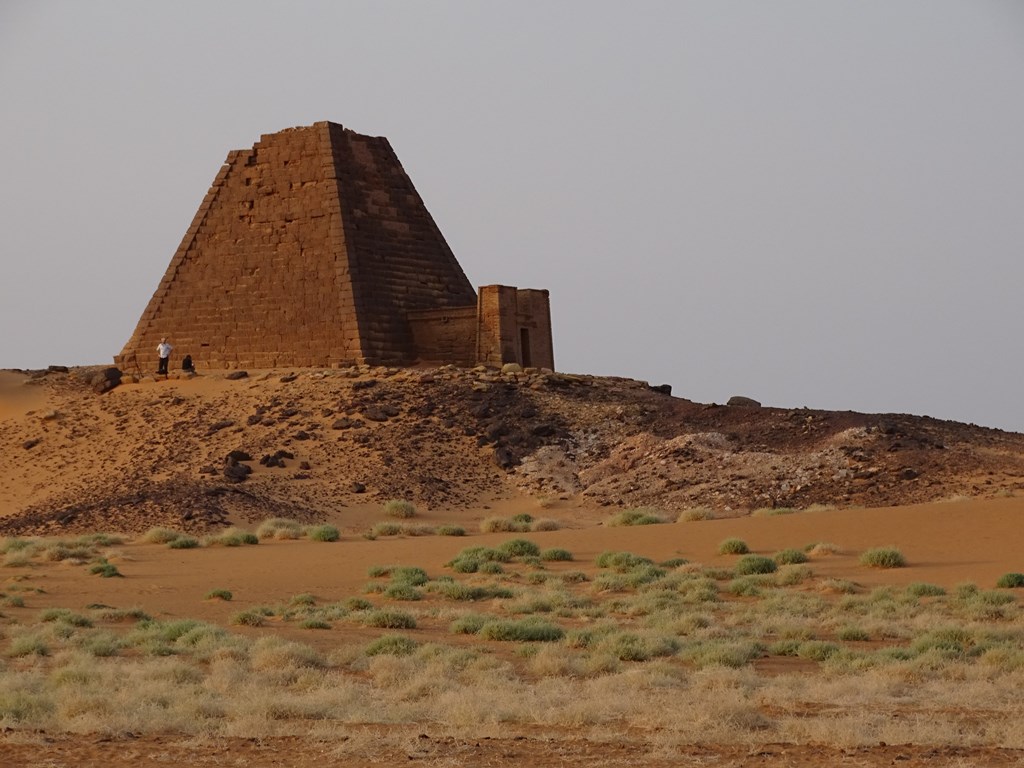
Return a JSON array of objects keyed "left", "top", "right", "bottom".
[{"left": 116, "top": 121, "right": 553, "bottom": 373}]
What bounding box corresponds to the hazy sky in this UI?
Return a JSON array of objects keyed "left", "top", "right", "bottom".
[{"left": 2, "top": 1, "right": 1023, "bottom": 430}]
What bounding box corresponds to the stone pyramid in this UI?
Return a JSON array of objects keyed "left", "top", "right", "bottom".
[{"left": 116, "top": 121, "right": 480, "bottom": 372}]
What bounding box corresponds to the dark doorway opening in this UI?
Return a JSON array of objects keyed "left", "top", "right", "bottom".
[{"left": 520, "top": 328, "right": 532, "bottom": 367}]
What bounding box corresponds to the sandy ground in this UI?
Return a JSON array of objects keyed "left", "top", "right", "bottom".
[{"left": 1, "top": 497, "right": 1023, "bottom": 765}]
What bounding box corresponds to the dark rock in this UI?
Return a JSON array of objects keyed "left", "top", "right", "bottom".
[
  {"left": 279, "top": 374, "right": 298, "bottom": 383},
  {"left": 209, "top": 419, "right": 235, "bottom": 433},
  {"left": 47, "top": 365, "right": 69, "bottom": 373},
  {"left": 351, "top": 482, "right": 366, "bottom": 493},
  {"left": 199, "top": 465, "right": 219, "bottom": 476},
  {"left": 470, "top": 404, "right": 491, "bottom": 419},
  {"left": 246, "top": 414, "right": 262, "bottom": 426},
  {"left": 293, "top": 473, "right": 311, "bottom": 480},
  {"left": 649, "top": 384, "right": 672, "bottom": 396},
  {"left": 727, "top": 396, "right": 761, "bottom": 408},
  {"left": 493, "top": 445, "right": 517, "bottom": 469},
  {"left": 352, "top": 379, "right": 377, "bottom": 390},
  {"left": 363, "top": 407, "right": 389, "bottom": 422},
  {"left": 91, "top": 367, "right": 122, "bottom": 395},
  {"left": 898, "top": 468, "right": 920, "bottom": 480},
  {"left": 299, "top": 461, "right": 311, "bottom": 470},
  {"left": 332, "top": 417, "right": 354, "bottom": 430},
  {"left": 226, "top": 450, "right": 252, "bottom": 463},
  {"left": 224, "top": 371, "right": 248, "bottom": 380},
  {"left": 293, "top": 430, "right": 311, "bottom": 441},
  {"left": 531, "top": 423, "right": 555, "bottom": 437},
  {"left": 223, "top": 463, "right": 251, "bottom": 483},
  {"left": 22, "top": 438, "right": 40, "bottom": 450},
  {"left": 381, "top": 404, "right": 400, "bottom": 418}
]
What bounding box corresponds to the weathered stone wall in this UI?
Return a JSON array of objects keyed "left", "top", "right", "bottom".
[
  {"left": 407, "top": 306, "right": 478, "bottom": 366},
  {"left": 515, "top": 289, "right": 554, "bottom": 370},
  {"left": 474, "top": 285, "right": 553, "bottom": 369}
]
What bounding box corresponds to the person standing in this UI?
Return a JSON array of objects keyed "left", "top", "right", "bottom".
[{"left": 157, "top": 337, "right": 173, "bottom": 375}]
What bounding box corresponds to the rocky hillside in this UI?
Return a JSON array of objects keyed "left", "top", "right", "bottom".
[{"left": 2, "top": 364, "right": 1023, "bottom": 535}]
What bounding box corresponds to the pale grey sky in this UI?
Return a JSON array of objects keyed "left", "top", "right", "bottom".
[{"left": 1, "top": 1, "right": 1023, "bottom": 430}]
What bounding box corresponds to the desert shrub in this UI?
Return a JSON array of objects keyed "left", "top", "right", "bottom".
[
  {"left": 480, "top": 516, "right": 527, "bottom": 533},
  {"left": 344, "top": 597, "right": 373, "bottom": 611},
  {"left": 289, "top": 593, "right": 317, "bottom": 607},
  {"left": 306, "top": 524, "right": 340, "bottom": 542},
  {"left": 797, "top": 640, "right": 840, "bottom": 661},
  {"left": 168, "top": 536, "right": 200, "bottom": 549},
  {"left": 2, "top": 595, "right": 25, "bottom": 608},
  {"left": 7, "top": 634, "right": 49, "bottom": 657},
  {"left": 143, "top": 527, "right": 185, "bottom": 544},
  {"left": 727, "top": 576, "right": 768, "bottom": 597},
  {"left": 910, "top": 628, "right": 976, "bottom": 659},
  {"left": 450, "top": 613, "right": 489, "bottom": 634},
  {"left": 530, "top": 518, "right": 560, "bottom": 532},
  {"left": 752, "top": 507, "right": 797, "bottom": 517},
  {"left": 479, "top": 561, "right": 504, "bottom": 575},
  {"left": 429, "top": 581, "right": 513, "bottom": 601},
  {"left": 384, "top": 583, "right": 422, "bottom": 601},
  {"left": 734, "top": 555, "right": 778, "bottom": 575},
  {"left": 205, "top": 589, "right": 233, "bottom": 601},
  {"left": 860, "top": 547, "right": 906, "bottom": 568},
  {"left": 819, "top": 578, "right": 859, "bottom": 594},
  {"left": 996, "top": 573, "right": 1024, "bottom": 589},
  {"left": 540, "top": 548, "right": 573, "bottom": 562},
  {"left": 435, "top": 524, "right": 466, "bottom": 536},
  {"left": 205, "top": 528, "right": 259, "bottom": 547},
  {"left": 837, "top": 626, "right": 870, "bottom": 642},
  {"left": 497, "top": 539, "right": 541, "bottom": 558},
  {"left": 365, "top": 634, "right": 417, "bottom": 656},
  {"left": 776, "top": 565, "right": 813, "bottom": 586},
  {"left": 678, "top": 507, "right": 714, "bottom": 522},
  {"left": 774, "top": 548, "right": 808, "bottom": 565},
  {"left": 383, "top": 499, "right": 417, "bottom": 519},
  {"left": 89, "top": 561, "right": 122, "bottom": 578},
  {"left": 606, "top": 508, "right": 665, "bottom": 527},
  {"left": 478, "top": 618, "right": 564, "bottom": 642},
  {"left": 718, "top": 538, "right": 750, "bottom": 555},
  {"left": 369, "top": 522, "right": 402, "bottom": 538},
  {"left": 561, "top": 571, "right": 588, "bottom": 584},
  {"left": 905, "top": 582, "right": 946, "bottom": 598},
  {"left": 40, "top": 608, "right": 92, "bottom": 627},
  {"left": 595, "top": 551, "right": 654, "bottom": 571},
  {"left": 599, "top": 632, "right": 679, "bottom": 662},
  {"left": 684, "top": 641, "right": 764, "bottom": 668},
  {"left": 362, "top": 609, "right": 417, "bottom": 629},
  {"left": 447, "top": 546, "right": 510, "bottom": 573},
  {"left": 256, "top": 517, "right": 304, "bottom": 540},
  {"left": 390, "top": 566, "right": 429, "bottom": 586},
  {"left": 299, "top": 618, "right": 331, "bottom": 630},
  {"left": 230, "top": 610, "right": 267, "bottom": 627}
]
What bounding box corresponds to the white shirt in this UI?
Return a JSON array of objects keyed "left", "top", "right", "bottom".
[{"left": 157, "top": 342, "right": 173, "bottom": 358}]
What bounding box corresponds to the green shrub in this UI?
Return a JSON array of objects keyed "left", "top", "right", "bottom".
[
  {"left": 718, "top": 538, "right": 750, "bottom": 555},
  {"left": 996, "top": 573, "right": 1024, "bottom": 589},
  {"left": 450, "top": 613, "right": 489, "bottom": 634},
  {"left": 40, "top": 608, "right": 92, "bottom": 627},
  {"left": 384, "top": 583, "right": 422, "bottom": 601},
  {"left": 478, "top": 618, "right": 564, "bottom": 642},
  {"left": 306, "top": 524, "right": 340, "bottom": 542},
  {"left": 299, "top": 618, "right": 331, "bottom": 630},
  {"left": 435, "top": 524, "right": 466, "bottom": 536},
  {"left": 205, "top": 589, "right": 233, "bottom": 601},
  {"left": 344, "top": 597, "right": 373, "bottom": 611},
  {"left": 369, "top": 522, "right": 402, "bottom": 537},
  {"left": 530, "top": 518, "right": 560, "bottom": 532},
  {"left": 860, "top": 547, "right": 906, "bottom": 569},
  {"left": 497, "top": 539, "right": 541, "bottom": 558},
  {"left": 837, "top": 626, "right": 870, "bottom": 642},
  {"left": 540, "top": 548, "right": 573, "bottom": 562},
  {"left": 660, "top": 558, "right": 689, "bottom": 569},
  {"left": 383, "top": 500, "right": 416, "bottom": 519},
  {"left": 606, "top": 508, "right": 665, "bottom": 526},
  {"left": 595, "top": 551, "right": 654, "bottom": 571},
  {"left": 905, "top": 582, "right": 946, "bottom": 597},
  {"left": 289, "top": 593, "right": 317, "bottom": 607},
  {"left": 362, "top": 609, "right": 417, "bottom": 629},
  {"left": 143, "top": 527, "right": 184, "bottom": 544},
  {"left": 89, "top": 562, "right": 122, "bottom": 578},
  {"left": 168, "top": 536, "right": 200, "bottom": 549},
  {"left": 390, "top": 566, "right": 429, "bottom": 586},
  {"left": 256, "top": 518, "right": 303, "bottom": 540},
  {"left": 205, "top": 528, "right": 259, "bottom": 547},
  {"left": 231, "top": 610, "right": 266, "bottom": 627},
  {"left": 480, "top": 516, "right": 527, "bottom": 533},
  {"left": 774, "top": 548, "right": 808, "bottom": 565},
  {"left": 797, "top": 640, "right": 840, "bottom": 661},
  {"left": 734, "top": 555, "right": 778, "bottom": 575},
  {"left": 752, "top": 507, "right": 797, "bottom": 517},
  {"left": 365, "top": 634, "right": 417, "bottom": 656}
]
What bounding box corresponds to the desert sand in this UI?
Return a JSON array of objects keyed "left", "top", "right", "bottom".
[{"left": 2, "top": 367, "right": 1024, "bottom": 766}]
